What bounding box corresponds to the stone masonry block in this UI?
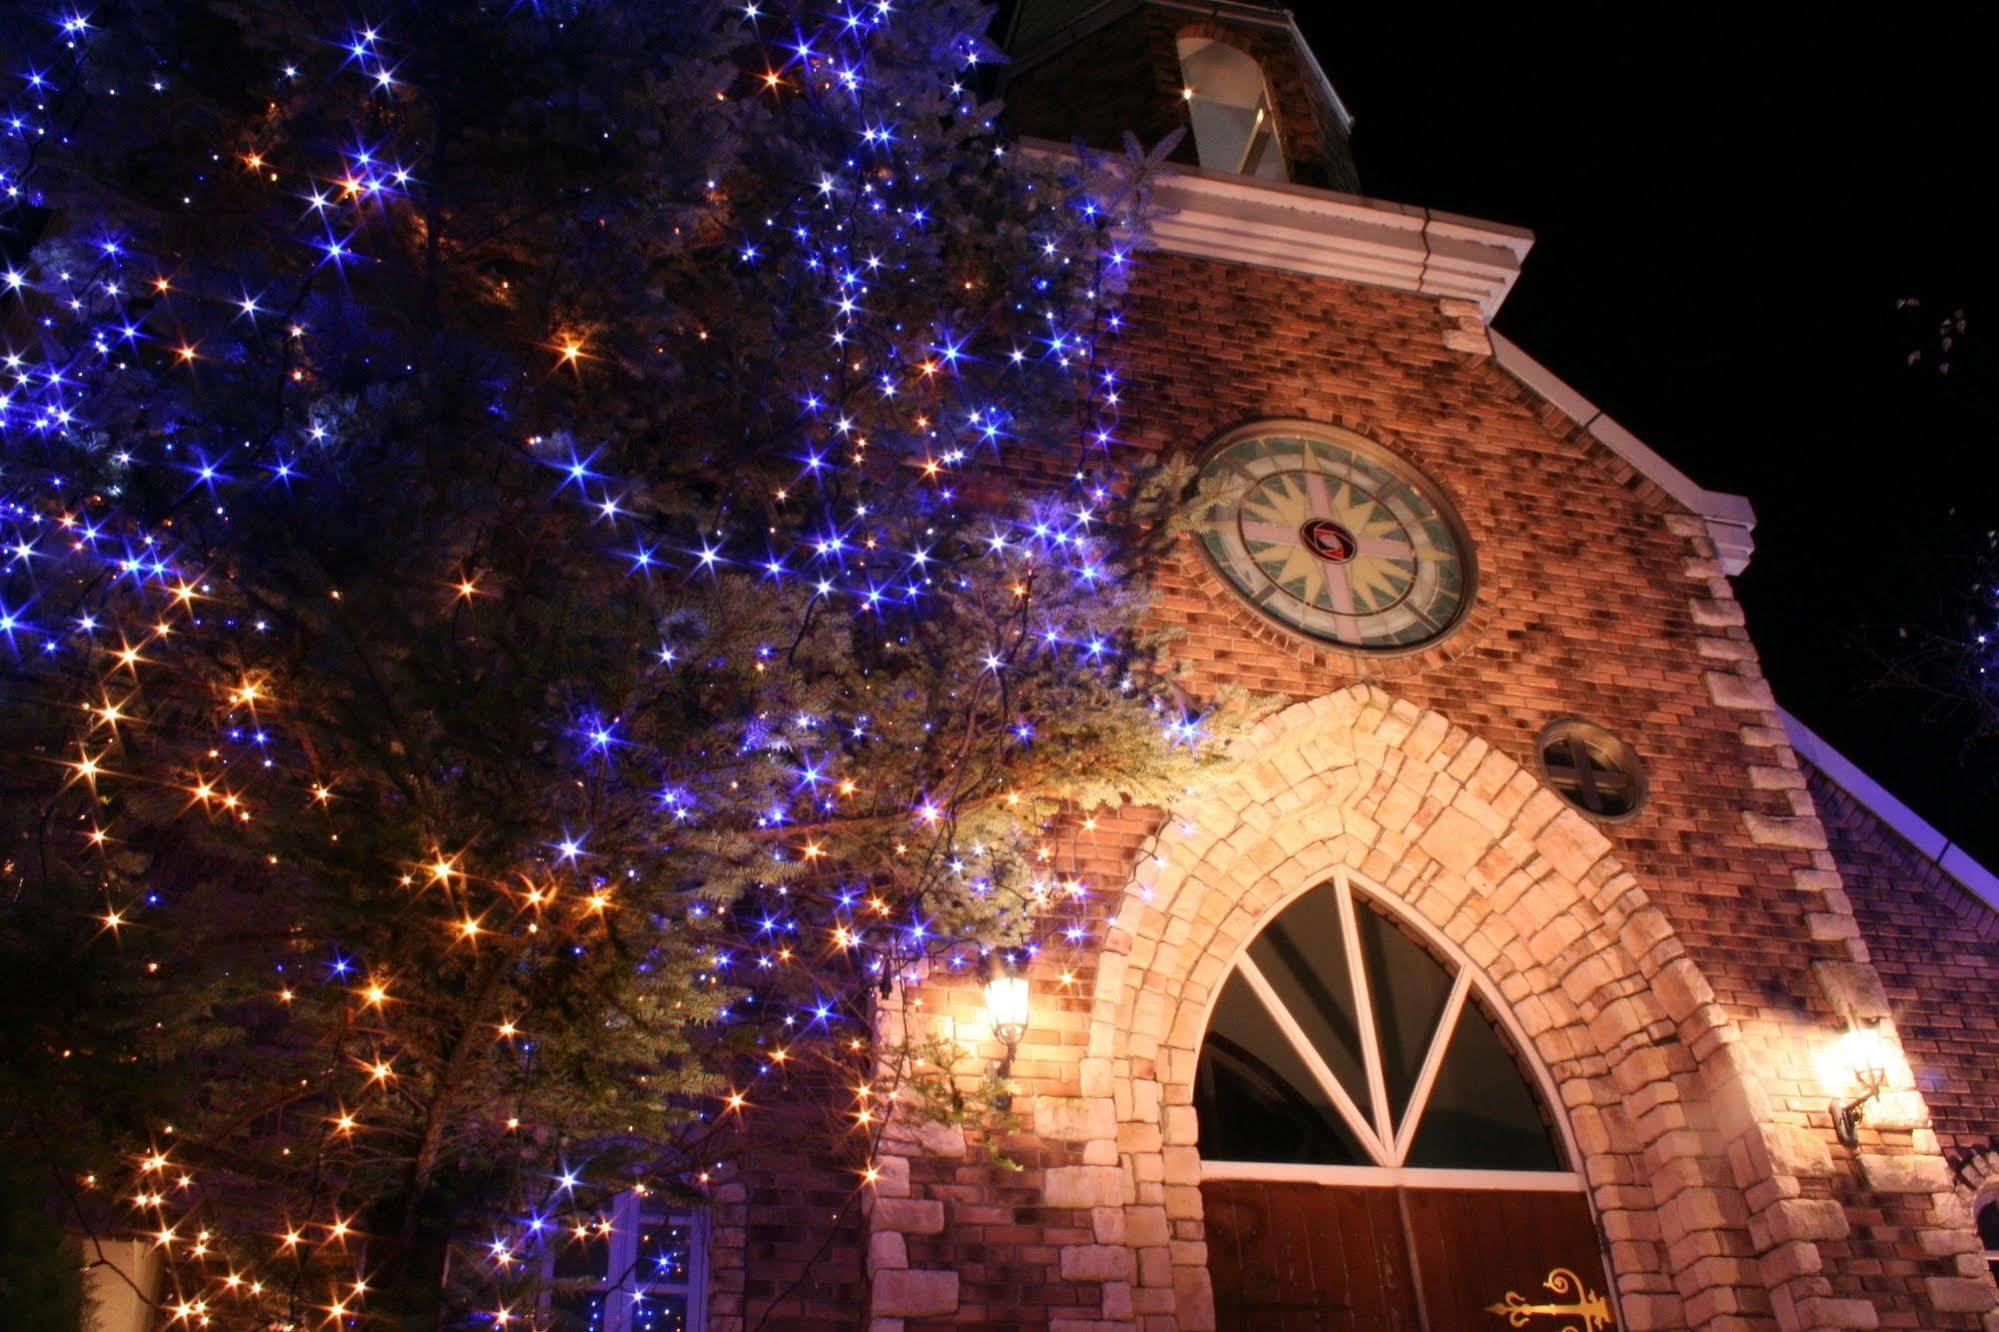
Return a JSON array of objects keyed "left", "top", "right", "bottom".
[
  {"left": 1856, "top": 1152, "right": 1953, "bottom": 1194},
  {"left": 871, "top": 1198, "right": 945, "bottom": 1235},
  {"left": 1044, "top": 1166, "right": 1130, "bottom": 1209},
  {"left": 871, "top": 1270, "right": 959, "bottom": 1319},
  {"left": 1061, "top": 1244, "right": 1134, "bottom": 1282},
  {"left": 1741, "top": 811, "right": 1828, "bottom": 850}
]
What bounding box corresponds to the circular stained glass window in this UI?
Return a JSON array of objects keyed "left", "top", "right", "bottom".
[{"left": 1190, "top": 427, "right": 1472, "bottom": 650}]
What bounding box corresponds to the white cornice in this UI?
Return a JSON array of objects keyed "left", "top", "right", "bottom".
[
  {"left": 1131, "top": 156, "right": 1534, "bottom": 318},
  {"left": 1783, "top": 709, "right": 1999, "bottom": 915},
  {"left": 1487, "top": 332, "right": 1758, "bottom": 574}
]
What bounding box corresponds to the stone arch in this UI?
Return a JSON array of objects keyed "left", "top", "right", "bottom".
[{"left": 1081, "top": 686, "right": 1813, "bottom": 1330}]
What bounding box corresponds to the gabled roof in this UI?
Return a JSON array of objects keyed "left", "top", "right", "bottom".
[{"left": 1784, "top": 708, "right": 1999, "bottom": 912}]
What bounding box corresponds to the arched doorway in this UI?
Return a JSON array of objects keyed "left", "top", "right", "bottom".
[{"left": 1196, "top": 870, "right": 1616, "bottom": 1329}]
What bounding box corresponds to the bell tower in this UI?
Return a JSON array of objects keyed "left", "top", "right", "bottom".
[{"left": 1000, "top": 0, "right": 1359, "bottom": 192}]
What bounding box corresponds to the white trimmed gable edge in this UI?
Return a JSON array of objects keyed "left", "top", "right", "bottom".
[
  {"left": 1783, "top": 708, "right": 1999, "bottom": 913},
  {"left": 1488, "top": 331, "right": 1758, "bottom": 576}
]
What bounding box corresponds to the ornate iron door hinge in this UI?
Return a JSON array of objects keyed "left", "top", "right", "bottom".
[{"left": 1485, "top": 1267, "right": 1614, "bottom": 1330}]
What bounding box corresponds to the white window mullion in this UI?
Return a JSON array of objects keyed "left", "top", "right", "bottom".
[
  {"left": 1389, "top": 969, "right": 1471, "bottom": 1167},
  {"left": 608, "top": 1194, "right": 639, "bottom": 1332},
  {"left": 1201, "top": 1158, "right": 1584, "bottom": 1192},
  {"left": 1235, "top": 954, "right": 1390, "bottom": 1164},
  {"left": 1333, "top": 873, "right": 1396, "bottom": 1146}
]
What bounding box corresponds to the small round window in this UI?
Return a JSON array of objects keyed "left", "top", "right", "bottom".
[{"left": 1537, "top": 719, "right": 1646, "bottom": 820}]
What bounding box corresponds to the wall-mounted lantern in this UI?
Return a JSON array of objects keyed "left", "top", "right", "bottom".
[
  {"left": 983, "top": 952, "right": 1031, "bottom": 1111},
  {"left": 1830, "top": 1017, "right": 1891, "bottom": 1148}
]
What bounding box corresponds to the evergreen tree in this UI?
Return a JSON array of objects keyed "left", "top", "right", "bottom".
[{"left": 0, "top": 1, "right": 1234, "bottom": 1324}]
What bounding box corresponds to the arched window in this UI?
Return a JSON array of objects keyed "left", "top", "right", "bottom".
[
  {"left": 1176, "top": 37, "right": 1286, "bottom": 180},
  {"left": 1195, "top": 874, "right": 1615, "bottom": 1324},
  {"left": 1977, "top": 1189, "right": 1999, "bottom": 1282},
  {"left": 1196, "top": 872, "right": 1572, "bottom": 1183}
]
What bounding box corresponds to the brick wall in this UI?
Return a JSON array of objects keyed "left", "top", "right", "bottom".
[
  {"left": 1813, "top": 767, "right": 1999, "bottom": 1164},
  {"left": 706, "top": 1069, "right": 869, "bottom": 1332},
  {"left": 836, "top": 255, "right": 1996, "bottom": 1330}
]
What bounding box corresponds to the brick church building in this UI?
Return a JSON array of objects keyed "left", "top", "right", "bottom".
[
  {"left": 50, "top": 4, "right": 1999, "bottom": 1331},
  {"left": 704, "top": 3, "right": 1999, "bottom": 1330}
]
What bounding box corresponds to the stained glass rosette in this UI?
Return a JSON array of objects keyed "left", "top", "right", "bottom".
[{"left": 1192, "top": 431, "right": 1469, "bottom": 650}]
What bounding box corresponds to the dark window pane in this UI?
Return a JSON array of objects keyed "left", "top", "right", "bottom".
[
  {"left": 1244, "top": 882, "right": 1368, "bottom": 1105},
  {"left": 632, "top": 1292, "right": 691, "bottom": 1332},
  {"left": 637, "top": 1216, "right": 691, "bottom": 1285},
  {"left": 1355, "top": 898, "right": 1457, "bottom": 1124},
  {"left": 1979, "top": 1202, "right": 1999, "bottom": 1250},
  {"left": 1196, "top": 971, "right": 1369, "bottom": 1164},
  {"left": 548, "top": 1289, "right": 608, "bottom": 1331},
  {"left": 1407, "top": 992, "right": 1563, "bottom": 1171}
]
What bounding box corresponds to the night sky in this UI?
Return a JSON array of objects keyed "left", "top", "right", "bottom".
[{"left": 1275, "top": 10, "right": 1999, "bottom": 863}]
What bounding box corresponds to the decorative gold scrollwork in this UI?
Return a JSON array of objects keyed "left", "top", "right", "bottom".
[{"left": 1485, "top": 1267, "right": 1614, "bottom": 1331}]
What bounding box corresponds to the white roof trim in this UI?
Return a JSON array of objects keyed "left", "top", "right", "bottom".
[
  {"left": 1488, "top": 331, "right": 1758, "bottom": 574},
  {"left": 1095, "top": 151, "right": 1535, "bottom": 317},
  {"left": 1782, "top": 708, "right": 1999, "bottom": 913}
]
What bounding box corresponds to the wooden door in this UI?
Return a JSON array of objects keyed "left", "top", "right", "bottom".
[
  {"left": 1202, "top": 1180, "right": 1612, "bottom": 1331},
  {"left": 1204, "top": 1178, "right": 1419, "bottom": 1330}
]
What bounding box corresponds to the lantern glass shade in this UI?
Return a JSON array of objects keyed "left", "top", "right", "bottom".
[
  {"left": 1836, "top": 1022, "right": 1890, "bottom": 1091},
  {"left": 985, "top": 974, "right": 1031, "bottom": 1049}
]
